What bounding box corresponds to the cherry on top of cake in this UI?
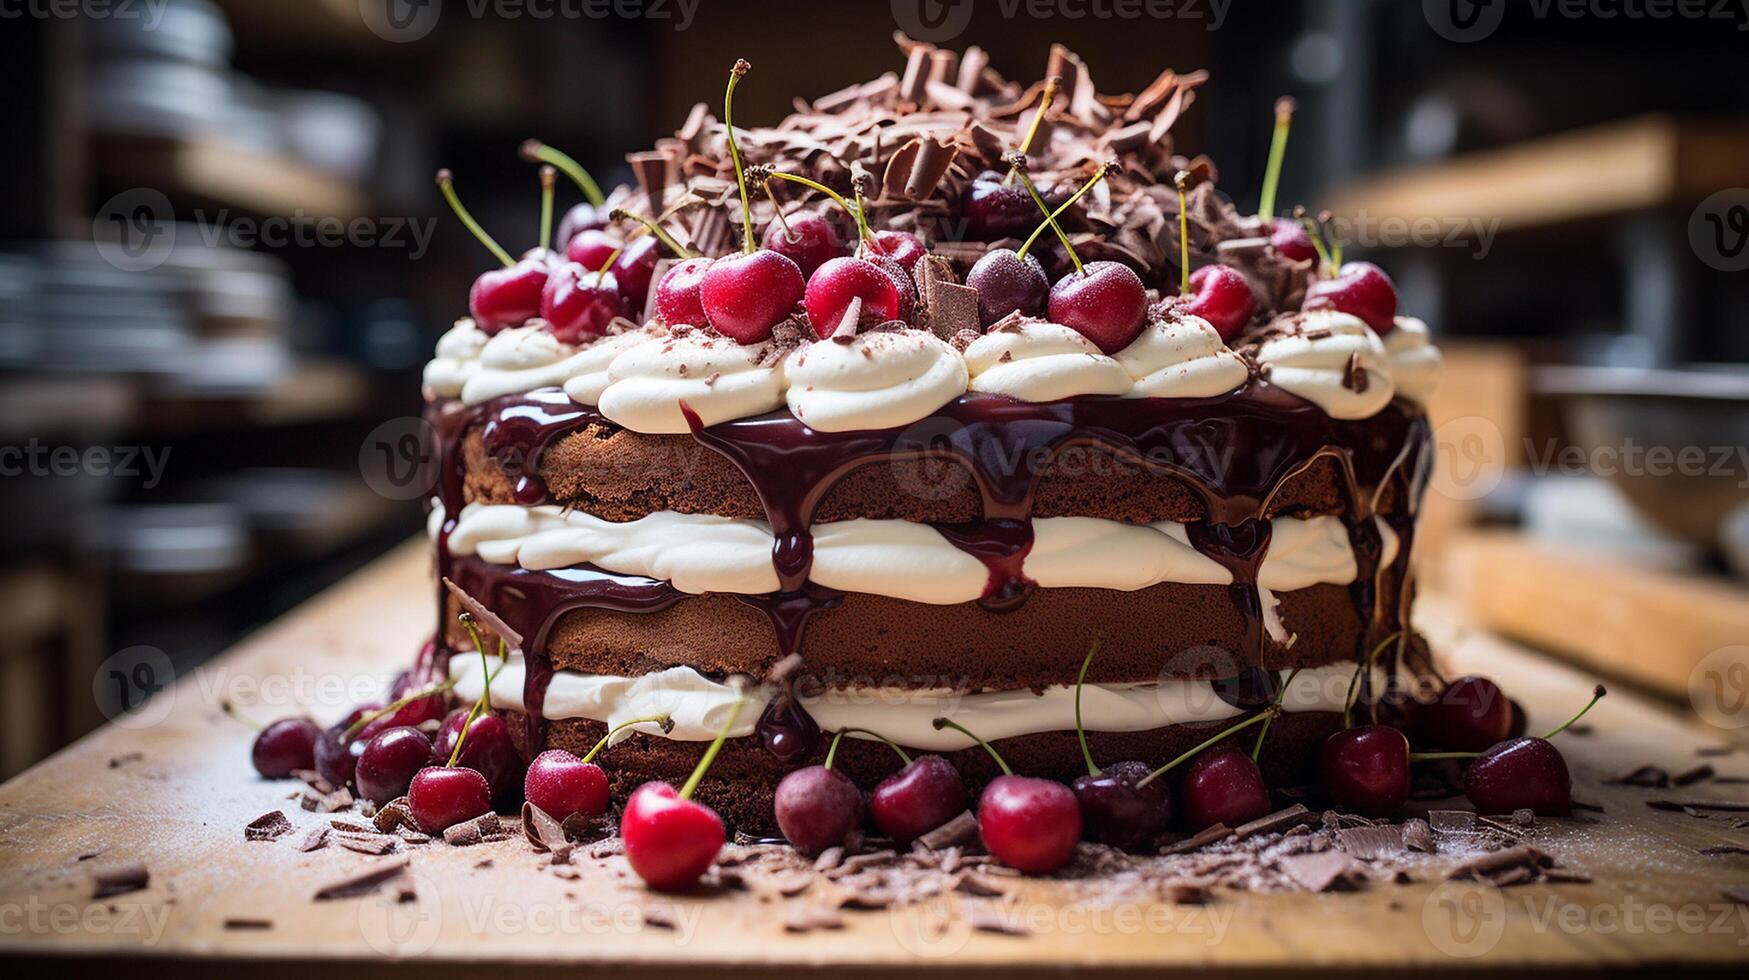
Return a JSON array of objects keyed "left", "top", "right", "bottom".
[{"left": 435, "top": 36, "right": 1402, "bottom": 368}]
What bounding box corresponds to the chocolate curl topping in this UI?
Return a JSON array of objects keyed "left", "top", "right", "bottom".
[
  {"left": 882, "top": 136, "right": 959, "bottom": 201},
  {"left": 442, "top": 577, "right": 523, "bottom": 653}
]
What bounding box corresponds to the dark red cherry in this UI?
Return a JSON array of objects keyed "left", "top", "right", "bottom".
[
  {"left": 966, "top": 248, "right": 1048, "bottom": 327},
  {"left": 870, "top": 230, "right": 926, "bottom": 272},
  {"left": 803, "top": 256, "right": 907, "bottom": 337},
  {"left": 1462, "top": 737, "right": 1572, "bottom": 816},
  {"left": 611, "top": 235, "right": 666, "bottom": 310},
  {"left": 773, "top": 765, "right": 863, "bottom": 856},
  {"left": 963, "top": 170, "right": 1055, "bottom": 241},
  {"left": 251, "top": 717, "right": 320, "bottom": 779},
  {"left": 356, "top": 726, "right": 435, "bottom": 806},
  {"left": 564, "top": 228, "right": 619, "bottom": 269},
  {"left": 1316, "top": 724, "right": 1411, "bottom": 817},
  {"left": 1269, "top": 218, "right": 1317, "bottom": 263},
  {"left": 1178, "top": 746, "right": 1272, "bottom": 831},
  {"left": 408, "top": 765, "right": 492, "bottom": 833},
  {"left": 557, "top": 202, "right": 608, "bottom": 250},
  {"left": 761, "top": 211, "right": 843, "bottom": 278},
  {"left": 869, "top": 754, "right": 968, "bottom": 843},
  {"left": 1505, "top": 699, "right": 1528, "bottom": 739},
  {"left": 1072, "top": 759, "right": 1172, "bottom": 852},
  {"left": 313, "top": 703, "right": 385, "bottom": 788},
  {"left": 654, "top": 257, "right": 713, "bottom": 327},
  {"left": 620, "top": 781, "right": 725, "bottom": 892},
  {"left": 699, "top": 250, "right": 805, "bottom": 344},
  {"left": 1413, "top": 676, "right": 1512, "bottom": 752},
  {"left": 523, "top": 749, "right": 609, "bottom": 822},
  {"left": 539, "top": 263, "right": 626, "bottom": 344},
  {"left": 469, "top": 258, "right": 549, "bottom": 333},
  {"left": 1175, "top": 265, "right": 1255, "bottom": 341},
  {"left": 1047, "top": 261, "right": 1148, "bottom": 354},
  {"left": 977, "top": 775, "right": 1082, "bottom": 874},
  {"left": 430, "top": 710, "right": 524, "bottom": 808},
  {"left": 1303, "top": 260, "right": 1398, "bottom": 334}
]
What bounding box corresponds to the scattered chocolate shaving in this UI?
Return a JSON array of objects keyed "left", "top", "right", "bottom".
[
  {"left": 1337, "top": 825, "right": 1406, "bottom": 860},
  {"left": 1698, "top": 844, "right": 1749, "bottom": 856},
  {"left": 917, "top": 811, "right": 979, "bottom": 851},
  {"left": 1448, "top": 845, "right": 1553, "bottom": 886},
  {"left": 813, "top": 846, "right": 844, "bottom": 872},
  {"left": 1428, "top": 810, "right": 1478, "bottom": 833},
  {"left": 1673, "top": 764, "right": 1717, "bottom": 787},
  {"left": 442, "top": 577, "right": 523, "bottom": 651},
  {"left": 293, "top": 770, "right": 336, "bottom": 795},
  {"left": 297, "top": 825, "right": 331, "bottom": 853},
  {"left": 108, "top": 752, "right": 144, "bottom": 769},
  {"left": 957, "top": 871, "right": 1017, "bottom": 899},
  {"left": 1402, "top": 818, "right": 1435, "bottom": 854},
  {"left": 335, "top": 832, "right": 399, "bottom": 856},
  {"left": 561, "top": 811, "right": 615, "bottom": 844},
  {"left": 1697, "top": 744, "right": 1736, "bottom": 758},
  {"left": 782, "top": 902, "right": 845, "bottom": 933},
  {"left": 1725, "top": 884, "right": 1749, "bottom": 905},
  {"left": 1163, "top": 823, "right": 1232, "bottom": 854},
  {"left": 300, "top": 785, "right": 353, "bottom": 814},
  {"left": 966, "top": 901, "right": 1030, "bottom": 936},
  {"left": 1235, "top": 804, "right": 1313, "bottom": 840},
  {"left": 1541, "top": 868, "right": 1593, "bottom": 884},
  {"left": 1278, "top": 850, "right": 1361, "bottom": 892},
  {"left": 245, "top": 810, "right": 293, "bottom": 842},
  {"left": 443, "top": 813, "right": 503, "bottom": 847},
  {"left": 223, "top": 918, "right": 272, "bottom": 930},
  {"left": 91, "top": 862, "right": 149, "bottom": 899},
  {"left": 314, "top": 858, "right": 410, "bottom": 901},
  {"left": 329, "top": 820, "right": 376, "bottom": 835},
  {"left": 522, "top": 802, "right": 572, "bottom": 861},
  {"left": 374, "top": 798, "right": 414, "bottom": 834},
  {"left": 1648, "top": 799, "right": 1749, "bottom": 813},
  {"left": 1607, "top": 765, "right": 1669, "bottom": 788}
]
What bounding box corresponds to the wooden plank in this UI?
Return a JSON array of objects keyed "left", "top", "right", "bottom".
[
  {"left": 1324, "top": 116, "right": 1749, "bottom": 233},
  {"left": 1447, "top": 529, "right": 1749, "bottom": 700},
  {"left": 0, "top": 543, "right": 1744, "bottom": 974}
]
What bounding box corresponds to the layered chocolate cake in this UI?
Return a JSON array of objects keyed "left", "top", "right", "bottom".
[{"left": 424, "top": 39, "right": 1440, "bottom": 834}]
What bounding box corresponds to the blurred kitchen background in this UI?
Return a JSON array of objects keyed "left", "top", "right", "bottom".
[{"left": 1, "top": 0, "right": 1746, "bottom": 773}]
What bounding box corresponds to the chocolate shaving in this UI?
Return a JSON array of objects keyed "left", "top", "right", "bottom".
[
  {"left": 1235, "top": 804, "right": 1314, "bottom": 840},
  {"left": 782, "top": 903, "right": 845, "bottom": 932},
  {"left": 1698, "top": 844, "right": 1749, "bottom": 856},
  {"left": 1163, "top": 823, "right": 1233, "bottom": 854},
  {"left": 1648, "top": 798, "right": 1749, "bottom": 812},
  {"left": 1337, "top": 825, "right": 1406, "bottom": 860},
  {"left": 1278, "top": 850, "right": 1361, "bottom": 892},
  {"left": 1448, "top": 845, "right": 1553, "bottom": 884},
  {"left": 1725, "top": 884, "right": 1749, "bottom": 905},
  {"left": 91, "top": 862, "right": 149, "bottom": 899},
  {"left": 918, "top": 810, "right": 980, "bottom": 851},
  {"left": 335, "top": 832, "right": 399, "bottom": 856},
  {"left": 1607, "top": 765, "right": 1670, "bottom": 788},
  {"left": 374, "top": 798, "right": 414, "bottom": 834},
  {"left": 967, "top": 901, "right": 1031, "bottom": 936},
  {"left": 1402, "top": 818, "right": 1435, "bottom": 854},
  {"left": 1428, "top": 810, "right": 1478, "bottom": 833},
  {"left": 1673, "top": 764, "right": 1717, "bottom": 787},
  {"left": 223, "top": 918, "right": 273, "bottom": 930},
  {"left": 297, "top": 825, "right": 331, "bottom": 852},
  {"left": 883, "top": 136, "right": 958, "bottom": 201},
  {"left": 246, "top": 810, "right": 293, "bottom": 841},
  {"left": 443, "top": 577, "right": 523, "bottom": 652},
  {"left": 314, "top": 858, "right": 410, "bottom": 901},
  {"left": 522, "top": 802, "right": 575, "bottom": 864}
]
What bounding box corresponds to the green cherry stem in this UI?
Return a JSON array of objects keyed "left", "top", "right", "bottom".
[
  {"left": 678, "top": 686, "right": 749, "bottom": 801},
  {"left": 1411, "top": 686, "right": 1608, "bottom": 763},
  {"left": 932, "top": 717, "right": 1011, "bottom": 776},
  {"left": 611, "top": 208, "right": 696, "bottom": 259},
  {"left": 1135, "top": 707, "right": 1280, "bottom": 790},
  {"left": 1251, "top": 667, "right": 1302, "bottom": 762},
  {"left": 1174, "top": 170, "right": 1192, "bottom": 295},
  {"left": 436, "top": 170, "right": 514, "bottom": 268},
  {"left": 1017, "top": 162, "right": 1117, "bottom": 261},
  {"left": 836, "top": 728, "right": 912, "bottom": 766},
  {"left": 762, "top": 170, "right": 876, "bottom": 250},
  {"left": 1301, "top": 215, "right": 1334, "bottom": 278},
  {"left": 521, "top": 140, "right": 605, "bottom": 208},
  {"left": 538, "top": 165, "right": 556, "bottom": 252},
  {"left": 1075, "top": 641, "right": 1102, "bottom": 777},
  {"left": 1008, "top": 159, "right": 1079, "bottom": 268},
  {"left": 580, "top": 715, "right": 676, "bottom": 764},
  {"left": 823, "top": 730, "right": 848, "bottom": 770},
  {"left": 1003, "top": 75, "right": 1060, "bottom": 186},
  {"left": 341, "top": 674, "right": 464, "bottom": 741},
  {"left": 1256, "top": 97, "right": 1295, "bottom": 221},
  {"left": 219, "top": 701, "right": 261, "bottom": 731},
  {"left": 724, "top": 59, "right": 756, "bottom": 255},
  {"left": 1342, "top": 630, "right": 1405, "bottom": 730}
]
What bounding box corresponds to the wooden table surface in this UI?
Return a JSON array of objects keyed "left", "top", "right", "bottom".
[{"left": 1, "top": 540, "right": 1746, "bottom": 977}]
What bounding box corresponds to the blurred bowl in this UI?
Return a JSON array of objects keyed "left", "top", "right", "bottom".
[{"left": 1536, "top": 365, "right": 1749, "bottom": 551}]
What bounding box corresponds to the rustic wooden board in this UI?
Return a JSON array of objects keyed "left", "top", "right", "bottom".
[{"left": 0, "top": 540, "right": 1746, "bottom": 977}]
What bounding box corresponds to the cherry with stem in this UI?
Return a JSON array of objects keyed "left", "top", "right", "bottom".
[
  {"left": 932, "top": 717, "right": 1081, "bottom": 873},
  {"left": 621, "top": 685, "right": 750, "bottom": 891},
  {"left": 525, "top": 714, "right": 673, "bottom": 822},
  {"left": 1256, "top": 97, "right": 1295, "bottom": 222},
  {"left": 1419, "top": 685, "right": 1607, "bottom": 816},
  {"left": 1068, "top": 643, "right": 1173, "bottom": 851},
  {"left": 773, "top": 729, "right": 866, "bottom": 855},
  {"left": 1003, "top": 75, "right": 1059, "bottom": 184},
  {"left": 521, "top": 140, "right": 605, "bottom": 209}
]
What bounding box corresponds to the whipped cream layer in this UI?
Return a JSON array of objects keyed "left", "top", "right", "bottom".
[
  {"left": 441, "top": 502, "right": 1398, "bottom": 601},
  {"left": 427, "top": 305, "right": 1439, "bottom": 432},
  {"left": 448, "top": 654, "right": 1370, "bottom": 749}
]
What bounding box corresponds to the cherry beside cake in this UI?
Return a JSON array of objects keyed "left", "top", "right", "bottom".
[{"left": 418, "top": 40, "right": 1445, "bottom": 851}]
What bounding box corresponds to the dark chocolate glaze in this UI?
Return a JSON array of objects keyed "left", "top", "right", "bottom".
[{"left": 428, "top": 380, "right": 1432, "bottom": 756}]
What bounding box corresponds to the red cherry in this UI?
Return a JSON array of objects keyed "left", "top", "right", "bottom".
[
  {"left": 430, "top": 710, "right": 524, "bottom": 808},
  {"left": 963, "top": 170, "right": 1057, "bottom": 241},
  {"left": 1413, "top": 676, "right": 1512, "bottom": 752},
  {"left": 773, "top": 765, "right": 863, "bottom": 855},
  {"left": 469, "top": 258, "right": 549, "bottom": 333},
  {"left": 869, "top": 754, "right": 968, "bottom": 843},
  {"left": 654, "top": 257, "right": 713, "bottom": 327},
  {"left": 965, "top": 248, "right": 1048, "bottom": 327},
  {"left": 251, "top": 717, "right": 320, "bottom": 779},
  {"left": 524, "top": 749, "right": 609, "bottom": 822},
  {"left": 1178, "top": 746, "right": 1272, "bottom": 831},
  {"left": 803, "top": 256, "right": 910, "bottom": 337},
  {"left": 1303, "top": 260, "right": 1398, "bottom": 334},
  {"left": 313, "top": 703, "right": 385, "bottom": 788},
  {"left": 611, "top": 235, "right": 666, "bottom": 311},
  {"left": 564, "top": 228, "right": 619, "bottom": 269},
  {"left": 356, "top": 726, "right": 435, "bottom": 806},
  {"left": 1047, "top": 261, "right": 1148, "bottom": 354},
  {"left": 761, "top": 211, "right": 844, "bottom": 277},
  {"left": 620, "top": 781, "right": 726, "bottom": 892},
  {"left": 408, "top": 765, "right": 492, "bottom": 833},
  {"left": 1316, "top": 725, "right": 1411, "bottom": 817},
  {"left": 699, "top": 250, "right": 804, "bottom": 344},
  {"left": 540, "top": 263, "right": 626, "bottom": 344},
  {"left": 1462, "top": 737, "right": 1572, "bottom": 815},
  {"left": 977, "top": 775, "right": 1082, "bottom": 874},
  {"left": 1072, "top": 759, "right": 1172, "bottom": 852},
  {"left": 1176, "top": 265, "right": 1256, "bottom": 341},
  {"left": 1269, "top": 218, "right": 1317, "bottom": 263},
  {"left": 870, "top": 230, "right": 926, "bottom": 272},
  {"left": 557, "top": 202, "right": 608, "bottom": 249}
]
